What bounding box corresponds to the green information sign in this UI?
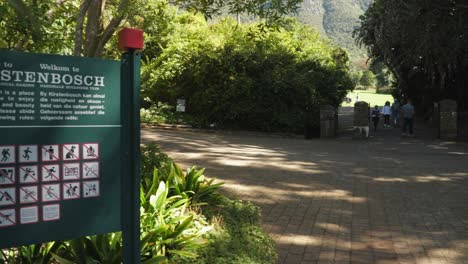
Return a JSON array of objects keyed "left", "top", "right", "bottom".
[{"left": 0, "top": 50, "right": 122, "bottom": 248}]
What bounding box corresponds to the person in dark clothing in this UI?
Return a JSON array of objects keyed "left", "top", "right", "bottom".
[
  {"left": 402, "top": 99, "right": 415, "bottom": 136},
  {"left": 371, "top": 105, "right": 381, "bottom": 131}
]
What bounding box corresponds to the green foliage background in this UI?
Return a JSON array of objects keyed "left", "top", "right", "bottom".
[
  {"left": 355, "top": 0, "right": 468, "bottom": 113},
  {"left": 295, "top": 0, "right": 371, "bottom": 62},
  {"left": 139, "top": 5, "right": 353, "bottom": 132}
]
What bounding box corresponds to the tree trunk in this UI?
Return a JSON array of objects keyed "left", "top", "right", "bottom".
[
  {"left": 74, "top": 0, "right": 130, "bottom": 57},
  {"left": 92, "top": 0, "right": 130, "bottom": 57},
  {"left": 74, "top": 0, "right": 93, "bottom": 56},
  {"left": 84, "top": 0, "right": 103, "bottom": 57}
]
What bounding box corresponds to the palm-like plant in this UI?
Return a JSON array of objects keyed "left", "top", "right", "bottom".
[{"left": 140, "top": 181, "right": 212, "bottom": 263}]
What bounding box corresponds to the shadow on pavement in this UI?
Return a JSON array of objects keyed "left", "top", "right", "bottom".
[{"left": 142, "top": 109, "right": 468, "bottom": 264}]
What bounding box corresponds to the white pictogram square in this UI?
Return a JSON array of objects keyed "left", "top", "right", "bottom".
[
  {"left": 18, "top": 145, "right": 38, "bottom": 163},
  {"left": 62, "top": 163, "right": 80, "bottom": 181},
  {"left": 0, "top": 208, "right": 16, "bottom": 227},
  {"left": 41, "top": 145, "right": 60, "bottom": 162},
  {"left": 41, "top": 164, "right": 60, "bottom": 182},
  {"left": 19, "top": 185, "right": 39, "bottom": 204},
  {"left": 82, "top": 143, "right": 99, "bottom": 160},
  {"left": 20, "top": 206, "right": 38, "bottom": 224},
  {"left": 42, "top": 184, "right": 61, "bottom": 202},
  {"left": 19, "top": 165, "right": 38, "bottom": 184},
  {"left": 62, "top": 144, "right": 80, "bottom": 161},
  {"left": 0, "top": 167, "right": 15, "bottom": 185},
  {"left": 0, "top": 146, "right": 15, "bottom": 164},
  {"left": 82, "top": 162, "right": 99, "bottom": 179},
  {"left": 63, "top": 182, "right": 80, "bottom": 200},
  {"left": 0, "top": 187, "right": 16, "bottom": 206},
  {"left": 43, "top": 204, "right": 60, "bottom": 222},
  {"left": 83, "top": 180, "right": 100, "bottom": 198}
]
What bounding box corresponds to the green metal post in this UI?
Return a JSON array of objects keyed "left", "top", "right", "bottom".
[{"left": 121, "top": 49, "right": 141, "bottom": 264}]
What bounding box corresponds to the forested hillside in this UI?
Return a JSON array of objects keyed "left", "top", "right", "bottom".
[{"left": 295, "top": 0, "right": 371, "bottom": 61}]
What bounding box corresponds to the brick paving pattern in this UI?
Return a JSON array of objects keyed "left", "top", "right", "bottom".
[{"left": 142, "top": 108, "right": 468, "bottom": 264}]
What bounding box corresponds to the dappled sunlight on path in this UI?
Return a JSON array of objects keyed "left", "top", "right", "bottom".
[{"left": 142, "top": 126, "right": 468, "bottom": 264}]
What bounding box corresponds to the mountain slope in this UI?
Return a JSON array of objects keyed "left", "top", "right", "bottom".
[{"left": 295, "top": 0, "right": 371, "bottom": 59}]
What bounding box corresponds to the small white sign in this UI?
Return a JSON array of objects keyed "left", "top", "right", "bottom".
[
  {"left": 41, "top": 145, "right": 60, "bottom": 162},
  {"left": 62, "top": 163, "right": 80, "bottom": 181},
  {"left": 20, "top": 206, "right": 39, "bottom": 224},
  {"left": 19, "top": 165, "right": 39, "bottom": 184},
  {"left": 18, "top": 145, "right": 38, "bottom": 163},
  {"left": 63, "top": 182, "right": 81, "bottom": 200},
  {"left": 43, "top": 204, "right": 60, "bottom": 222},
  {"left": 0, "top": 187, "right": 15, "bottom": 206},
  {"left": 82, "top": 162, "right": 99, "bottom": 179},
  {"left": 41, "top": 164, "right": 60, "bottom": 182},
  {"left": 83, "top": 180, "right": 100, "bottom": 198},
  {"left": 176, "top": 99, "right": 186, "bottom": 112},
  {"left": 82, "top": 143, "right": 99, "bottom": 160},
  {"left": 19, "top": 186, "right": 39, "bottom": 204},
  {"left": 0, "top": 167, "right": 15, "bottom": 185},
  {"left": 0, "top": 208, "right": 16, "bottom": 227},
  {"left": 42, "top": 184, "right": 61, "bottom": 202},
  {"left": 62, "top": 144, "right": 80, "bottom": 161},
  {"left": 0, "top": 145, "right": 15, "bottom": 164}
]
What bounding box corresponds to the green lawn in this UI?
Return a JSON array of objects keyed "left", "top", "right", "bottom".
[{"left": 341, "top": 89, "right": 394, "bottom": 107}]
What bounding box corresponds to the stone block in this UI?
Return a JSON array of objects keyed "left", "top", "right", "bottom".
[
  {"left": 353, "top": 101, "right": 369, "bottom": 126},
  {"left": 439, "top": 99, "right": 457, "bottom": 140},
  {"left": 353, "top": 101, "right": 369, "bottom": 138},
  {"left": 320, "top": 105, "right": 336, "bottom": 138}
]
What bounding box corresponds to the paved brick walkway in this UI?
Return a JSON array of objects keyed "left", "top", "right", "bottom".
[{"left": 142, "top": 110, "right": 468, "bottom": 264}]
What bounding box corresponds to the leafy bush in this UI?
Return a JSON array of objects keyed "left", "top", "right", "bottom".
[
  {"left": 52, "top": 233, "right": 122, "bottom": 264},
  {"left": 142, "top": 15, "right": 354, "bottom": 133},
  {"left": 140, "top": 99, "right": 187, "bottom": 125},
  {"left": 164, "top": 164, "right": 224, "bottom": 206},
  {"left": 376, "top": 86, "right": 394, "bottom": 95},
  {"left": 141, "top": 143, "right": 223, "bottom": 205},
  {"left": 1, "top": 242, "right": 63, "bottom": 264},
  {"left": 140, "top": 181, "right": 212, "bottom": 262},
  {"left": 141, "top": 143, "right": 173, "bottom": 191}
]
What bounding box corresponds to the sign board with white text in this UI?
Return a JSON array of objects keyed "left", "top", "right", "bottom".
[{"left": 0, "top": 50, "right": 122, "bottom": 248}]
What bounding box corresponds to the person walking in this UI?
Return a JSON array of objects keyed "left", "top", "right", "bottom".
[
  {"left": 371, "top": 105, "right": 381, "bottom": 131},
  {"left": 391, "top": 99, "right": 401, "bottom": 128},
  {"left": 382, "top": 101, "right": 392, "bottom": 128},
  {"left": 402, "top": 99, "right": 415, "bottom": 136}
]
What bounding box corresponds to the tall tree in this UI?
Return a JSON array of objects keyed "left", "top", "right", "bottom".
[
  {"left": 355, "top": 0, "right": 468, "bottom": 111},
  {"left": 171, "top": 0, "right": 301, "bottom": 22},
  {"left": 2, "top": 0, "right": 302, "bottom": 57},
  {"left": 74, "top": 0, "right": 132, "bottom": 57}
]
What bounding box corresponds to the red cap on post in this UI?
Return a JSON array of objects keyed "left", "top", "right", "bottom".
[{"left": 118, "top": 28, "right": 144, "bottom": 51}]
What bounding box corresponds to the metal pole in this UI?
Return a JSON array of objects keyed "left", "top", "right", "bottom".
[{"left": 121, "top": 49, "right": 141, "bottom": 264}]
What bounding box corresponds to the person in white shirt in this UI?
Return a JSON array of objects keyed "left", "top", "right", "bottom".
[{"left": 382, "top": 101, "right": 392, "bottom": 128}]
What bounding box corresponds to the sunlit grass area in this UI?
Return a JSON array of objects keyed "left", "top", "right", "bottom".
[{"left": 341, "top": 89, "right": 394, "bottom": 107}]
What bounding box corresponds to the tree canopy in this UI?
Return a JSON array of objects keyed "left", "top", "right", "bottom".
[
  {"left": 140, "top": 9, "right": 353, "bottom": 132},
  {"left": 355, "top": 0, "right": 468, "bottom": 112},
  {"left": 1, "top": 0, "right": 302, "bottom": 56},
  {"left": 1, "top": 0, "right": 353, "bottom": 133}
]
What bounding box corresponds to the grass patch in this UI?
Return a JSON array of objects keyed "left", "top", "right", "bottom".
[{"left": 342, "top": 89, "right": 393, "bottom": 107}]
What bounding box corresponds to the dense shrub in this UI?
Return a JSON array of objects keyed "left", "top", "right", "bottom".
[{"left": 142, "top": 15, "right": 354, "bottom": 133}]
